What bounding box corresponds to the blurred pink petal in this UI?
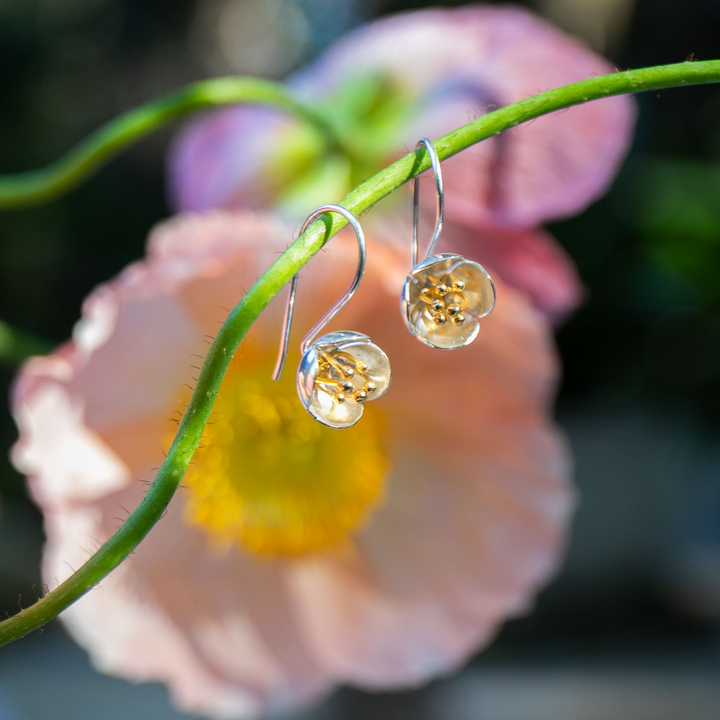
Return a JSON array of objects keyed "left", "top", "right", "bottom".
[
  {"left": 170, "top": 108, "right": 327, "bottom": 213},
  {"left": 301, "top": 5, "right": 636, "bottom": 229},
  {"left": 443, "top": 220, "right": 586, "bottom": 324},
  {"left": 167, "top": 5, "right": 633, "bottom": 326},
  {"left": 372, "top": 202, "right": 584, "bottom": 325},
  {"left": 291, "top": 261, "right": 572, "bottom": 684},
  {"left": 169, "top": 5, "right": 635, "bottom": 229},
  {"left": 12, "top": 211, "right": 573, "bottom": 718}
]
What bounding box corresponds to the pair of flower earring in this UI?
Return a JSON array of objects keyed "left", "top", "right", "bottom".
[{"left": 273, "top": 139, "right": 496, "bottom": 429}]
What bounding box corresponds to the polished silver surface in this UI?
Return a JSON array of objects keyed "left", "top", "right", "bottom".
[
  {"left": 412, "top": 137, "right": 445, "bottom": 267},
  {"left": 272, "top": 204, "right": 366, "bottom": 381},
  {"left": 401, "top": 253, "right": 496, "bottom": 350},
  {"left": 297, "top": 331, "right": 392, "bottom": 429}
]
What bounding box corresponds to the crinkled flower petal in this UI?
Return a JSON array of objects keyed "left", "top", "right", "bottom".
[
  {"left": 167, "top": 5, "right": 631, "bottom": 325},
  {"left": 169, "top": 5, "right": 636, "bottom": 230},
  {"left": 301, "top": 5, "right": 636, "bottom": 229},
  {"left": 12, "top": 211, "right": 574, "bottom": 718},
  {"left": 169, "top": 108, "right": 329, "bottom": 213}
]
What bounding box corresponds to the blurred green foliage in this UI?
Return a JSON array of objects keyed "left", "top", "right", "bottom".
[{"left": 633, "top": 158, "right": 720, "bottom": 304}]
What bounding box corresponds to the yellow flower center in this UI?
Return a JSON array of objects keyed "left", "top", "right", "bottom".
[{"left": 182, "top": 357, "right": 389, "bottom": 558}]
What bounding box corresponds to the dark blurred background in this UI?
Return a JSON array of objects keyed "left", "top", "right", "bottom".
[{"left": 2, "top": 0, "right": 720, "bottom": 718}]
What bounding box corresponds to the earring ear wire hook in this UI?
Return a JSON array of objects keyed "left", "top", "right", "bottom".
[
  {"left": 412, "top": 137, "right": 445, "bottom": 267},
  {"left": 272, "top": 204, "right": 367, "bottom": 381}
]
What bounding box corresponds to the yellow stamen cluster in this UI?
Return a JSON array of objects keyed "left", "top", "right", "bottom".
[
  {"left": 317, "top": 349, "right": 377, "bottom": 404},
  {"left": 418, "top": 274, "right": 468, "bottom": 327},
  {"left": 181, "top": 360, "right": 389, "bottom": 557}
]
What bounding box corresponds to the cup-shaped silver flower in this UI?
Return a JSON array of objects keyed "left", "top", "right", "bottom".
[
  {"left": 297, "top": 331, "right": 392, "bottom": 429},
  {"left": 401, "top": 253, "right": 496, "bottom": 349}
]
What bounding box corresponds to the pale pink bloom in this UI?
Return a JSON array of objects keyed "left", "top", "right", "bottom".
[
  {"left": 13, "top": 211, "right": 573, "bottom": 718},
  {"left": 169, "top": 5, "right": 635, "bottom": 321}
]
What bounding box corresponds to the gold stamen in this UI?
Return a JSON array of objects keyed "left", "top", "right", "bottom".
[
  {"left": 317, "top": 349, "right": 375, "bottom": 404},
  {"left": 420, "top": 272, "right": 471, "bottom": 328}
]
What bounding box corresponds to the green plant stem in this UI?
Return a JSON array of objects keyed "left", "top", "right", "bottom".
[
  {"left": 1, "top": 59, "right": 718, "bottom": 646},
  {"left": 0, "top": 77, "right": 340, "bottom": 209}
]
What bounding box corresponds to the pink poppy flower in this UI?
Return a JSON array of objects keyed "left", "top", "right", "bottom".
[
  {"left": 168, "top": 4, "right": 636, "bottom": 322},
  {"left": 12, "top": 211, "right": 573, "bottom": 718}
]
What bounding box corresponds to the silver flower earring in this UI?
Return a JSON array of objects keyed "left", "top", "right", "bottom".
[
  {"left": 273, "top": 204, "right": 392, "bottom": 429},
  {"left": 401, "top": 138, "right": 496, "bottom": 349}
]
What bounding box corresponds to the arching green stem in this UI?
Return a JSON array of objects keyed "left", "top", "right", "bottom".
[
  {"left": 0, "top": 77, "right": 341, "bottom": 209},
  {"left": 1, "top": 59, "right": 719, "bottom": 646}
]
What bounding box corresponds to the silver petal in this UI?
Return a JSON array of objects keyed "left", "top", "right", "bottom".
[
  {"left": 297, "top": 331, "right": 392, "bottom": 429},
  {"left": 401, "top": 254, "right": 496, "bottom": 350}
]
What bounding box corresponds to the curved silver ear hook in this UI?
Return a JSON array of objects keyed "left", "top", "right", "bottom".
[
  {"left": 411, "top": 137, "right": 445, "bottom": 267},
  {"left": 272, "top": 204, "right": 366, "bottom": 381},
  {"left": 402, "top": 136, "right": 495, "bottom": 350}
]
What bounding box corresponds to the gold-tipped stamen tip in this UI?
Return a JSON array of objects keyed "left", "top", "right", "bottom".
[
  {"left": 447, "top": 304, "right": 461, "bottom": 317},
  {"left": 335, "top": 393, "right": 346, "bottom": 403},
  {"left": 342, "top": 381, "right": 353, "bottom": 392},
  {"left": 434, "top": 313, "right": 448, "bottom": 325},
  {"left": 354, "top": 390, "right": 368, "bottom": 402},
  {"left": 436, "top": 284, "right": 449, "bottom": 296},
  {"left": 453, "top": 314, "right": 465, "bottom": 325},
  {"left": 366, "top": 382, "right": 377, "bottom": 393},
  {"left": 431, "top": 300, "right": 445, "bottom": 312},
  {"left": 451, "top": 280, "right": 465, "bottom": 292}
]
